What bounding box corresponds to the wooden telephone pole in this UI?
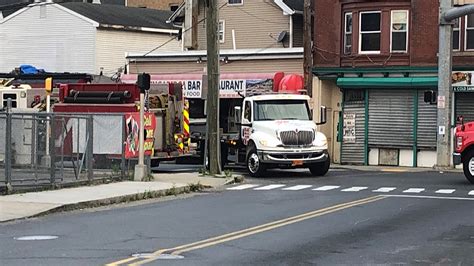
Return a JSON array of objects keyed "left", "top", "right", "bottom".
[
  {"left": 303, "top": 0, "right": 313, "bottom": 97},
  {"left": 206, "top": 0, "right": 221, "bottom": 175}
]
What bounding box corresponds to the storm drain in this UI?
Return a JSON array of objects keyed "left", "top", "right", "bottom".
[
  {"left": 131, "top": 253, "right": 184, "bottom": 260},
  {"left": 14, "top": 235, "right": 58, "bottom": 241}
]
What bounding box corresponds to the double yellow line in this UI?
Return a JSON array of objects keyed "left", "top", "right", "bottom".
[{"left": 106, "top": 195, "right": 386, "bottom": 266}]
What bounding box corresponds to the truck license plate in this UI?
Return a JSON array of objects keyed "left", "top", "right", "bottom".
[{"left": 292, "top": 160, "right": 303, "bottom": 166}]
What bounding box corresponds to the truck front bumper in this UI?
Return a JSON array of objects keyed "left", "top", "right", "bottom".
[
  {"left": 453, "top": 152, "right": 462, "bottom": 165},
  {"left": 258, "top": 149, "right": 329, "bottom": 165}
]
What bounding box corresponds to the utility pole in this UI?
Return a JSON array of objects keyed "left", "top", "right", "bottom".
[
  {"left": 437, "top": 2, "right": 474, "bottom": 168},
  {"left": 303, "top": 0, "right": 313, "bottom": 97},
  {"left": 437, "top": 0, "right": 454, "bottom": 169},
  {"left": 206, "top": 0, "right": 221, "bottom": 175}
]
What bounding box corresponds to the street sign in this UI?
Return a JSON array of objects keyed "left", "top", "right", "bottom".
[{"left": 343, "top": 113, "right": 356, "bottom": 143}]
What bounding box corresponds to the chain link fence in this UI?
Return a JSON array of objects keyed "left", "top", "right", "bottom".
[{"left": 0, "top": 106, "right": 131, "bottom": 193}]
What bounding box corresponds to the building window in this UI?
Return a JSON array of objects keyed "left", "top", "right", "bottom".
[
  {"left": 466, "top": 14, "right": 474, "bottom": 50},
  {"left": 228, "top": 0, "right": 243, "bottom": 5},
  {"left": 40, "top": 5, "right": 46, "bottom": 19},
  {"left": 359, "top": 11, "right": 381, "bottom": 54},
  {"left": 453, "top": 18, "right": 460, "bottom": 51},
  {"left": 391, "top": 10, "right": 408, "bottom": 53},
  {"left": 170, "top": 4, "right": 179, "bottom": 12},
  {"left": 344, "top": 13, "right": 353, "bottom": 55},
  {"left": 219, "top": 20, "right": 225, "bottom": 43}
]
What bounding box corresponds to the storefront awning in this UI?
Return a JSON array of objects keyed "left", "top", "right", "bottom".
[{"left": 337, "top": 77, "right": 438, "bottom": 88}]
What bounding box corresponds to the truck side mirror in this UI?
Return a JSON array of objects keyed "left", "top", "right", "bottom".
[
  {"left": 317, "top": 106, "right": 327, "bottom": 125},
  {"left": 457, "top": 115, "right": 465, "bottom": 131},
  {"left": 234, "top": 106, "right": 242, "bottom": 124}
]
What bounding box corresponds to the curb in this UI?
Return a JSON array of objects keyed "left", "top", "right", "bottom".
[{"left": 1, "top": 183, "right": 208, "bottom": 223}]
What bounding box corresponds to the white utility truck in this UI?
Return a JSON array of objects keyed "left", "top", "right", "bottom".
[{"left": 232, "top": 93, "right": 329, "bottom": 177}]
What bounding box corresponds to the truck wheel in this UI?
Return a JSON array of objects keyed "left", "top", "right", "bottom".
[
  {"left": 463, "top": 150, "right": 474, "bottom": 184},
  {"left": 247, "top": 148, "right": 266, "bottom": 177},
  {"left": 309, "top": 156, "right": 330, "bottom": 177}
]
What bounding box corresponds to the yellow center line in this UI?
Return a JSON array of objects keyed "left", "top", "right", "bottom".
[
  {"left": 105, "top": 256, "right": 140, "bottom": 266},
  {"left": 112, "top": 195, "right": 386, "bottom": 266},
  {"left": 170, "top": 196, "right": 384, "bottom": 256}
]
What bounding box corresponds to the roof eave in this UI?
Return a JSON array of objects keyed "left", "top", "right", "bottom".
[
  {"left": 98, "top": 24, "right": 178, "bottom": 34},
  {"left": 126, "top": 48, "right": 304, "bottom": 62},
  {"left": 274, "top": 0, "right": 295, "bottom": 15}
]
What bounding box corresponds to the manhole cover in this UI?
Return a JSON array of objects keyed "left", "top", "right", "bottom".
[
  {"left": 14, "top": 235, "right": 58, "bottom": 241},
  {"left": 131, "top": 253, "right": 183, "bottom": 260}
]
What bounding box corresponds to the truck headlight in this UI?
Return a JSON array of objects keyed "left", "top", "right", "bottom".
[
  {"left": 313, "top": 133, "right": 328, "bottom": 147},
  {"left": 259, "top": 140, "right": 268, "bottom": 147}
]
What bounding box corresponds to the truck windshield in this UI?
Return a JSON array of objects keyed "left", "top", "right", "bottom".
[{"left": 254, "top": 100, "right": 311, "bottom": 121}]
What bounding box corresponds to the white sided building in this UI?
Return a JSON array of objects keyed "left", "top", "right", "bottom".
[{"left": 0, "top": 1, "right": 180, "bottom": 75}]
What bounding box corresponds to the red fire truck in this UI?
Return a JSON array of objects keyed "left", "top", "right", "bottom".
[
  {"left": 453, "top": 116, "right": 474, "bottom": 183},
  {"left": 53, "top": 82, "right": 195, "bottom": 168}
]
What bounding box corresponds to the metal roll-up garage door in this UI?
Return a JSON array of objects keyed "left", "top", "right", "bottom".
[
  {"left": 341, "top": 95, "right": 365, "bottom": 164},
  {"left": 368, "top": 90, "right": 414, "bottom": 148},
  {"left": 456, "top": 92, "right": 474, "bottom": 122},
  {"left": 417, "top": 90, "right": 437, "bottom": 149}
]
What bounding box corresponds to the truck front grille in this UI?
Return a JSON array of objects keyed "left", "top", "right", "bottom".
[{"left": 279, "top": 130, "right": 314, "bottom": 146}]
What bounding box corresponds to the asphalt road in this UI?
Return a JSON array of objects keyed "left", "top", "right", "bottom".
[{"left": 1, "top": 168, "right": 474, "bottom": 265}]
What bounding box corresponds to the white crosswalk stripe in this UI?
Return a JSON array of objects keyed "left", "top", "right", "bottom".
[
  {"left": 373, "top": 187, "right": 397, "bottom": 193},
  {"left": 435, "top": 189, "right": 456, "bottom": 194},
  {"left": 227, "top": 184, "right": 260, "bottom": 190},
  {"left": 341, "top": 187, "right": 368, "bottom": 192},
  {"left": 403, "top": 188, "right": 425, "bottom": 193},
  {"left": 312, "top": 185, "right": 340, "bottom": 191},
  {"left": 225, "top": 184, "right": 474, "bottom": 196},
  {"left": 282, "top": 185, "right": 313, "bottom": 191},
  {"left": 254, "top": 184, "right": 286, "bottom": 190}
]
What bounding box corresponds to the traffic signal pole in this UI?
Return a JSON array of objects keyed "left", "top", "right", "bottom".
[
  {"left": 437, "top": 0, "right": 454, "bottom": 169},
  {"left": 437, "top": 2, "right": 474, "bottom": 168},
  {"left": 134, "top": 73, "right": 150, "bottom": 181}
]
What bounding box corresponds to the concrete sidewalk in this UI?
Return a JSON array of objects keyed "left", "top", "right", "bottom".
[{"left": 0, "top": 173, "right": 232, "bottom": 223}]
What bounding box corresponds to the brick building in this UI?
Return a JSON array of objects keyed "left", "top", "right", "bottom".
[{"left": 311, "top": 0, "right": 474, "bottom": 167}]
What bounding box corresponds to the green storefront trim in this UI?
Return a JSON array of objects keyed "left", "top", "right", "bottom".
[
  {"left": 336, "top": 77, "right": 438, "bottom": 89},
  {"left": 364, "top": 89, "right": 369, "bottom": 166},
  {"left": 413, "top": 90, "right": 419, "bottom": 167},
  {"left": 313, "top": 65, "right": 474, "bottom": 77}
]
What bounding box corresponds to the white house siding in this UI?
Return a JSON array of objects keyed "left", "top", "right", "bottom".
[
  {"left": 95, "top": 29, "right": 181, "bottom": 75},
  {"left": 0, "top": 4, "right": 96, "bottom": 73},
  {"left": 196, "top": 1, "right": 292, "bottom": 50},
  {"left": 130, "top": 58, "right": 303, "bottom": 74}
]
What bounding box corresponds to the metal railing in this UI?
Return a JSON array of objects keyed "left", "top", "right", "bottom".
[{"left": 0, "top": 100, "right": 129, "bottom": 193}]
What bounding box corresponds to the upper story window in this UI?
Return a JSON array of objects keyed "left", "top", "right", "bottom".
[
  {"left": 359, "top": 11, "right": 381, "bottom": 54},
  {"left": 228, "top": 0, "right": 243, "bottom": 5},
  {"left": 451, "top": 15, "right": 474, "bottom": 52},
  {"left": 453, "top": 18, "right": 460, "bottom": 51},
  {"left": 466, "top": 14, "right": 474, "bottom": 50},
  {"left": 40, "top": 5, "right": 46, "bottom": 19},
  {"left": 344, "top": 13, "right": 353, "bottom": 55},
  {"left": 219, "top": 20, "right": 225, "bottom": 43},
  {"left": 391, "top": 10, "right": 409, "bottom": 53},
  {"left": 170, "top": 4, "right": 179, "bottom": 12}
]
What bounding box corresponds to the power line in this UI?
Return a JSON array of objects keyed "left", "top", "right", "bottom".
[{"left": 104, "top": 1, "right": 229, "bottom": 76}]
